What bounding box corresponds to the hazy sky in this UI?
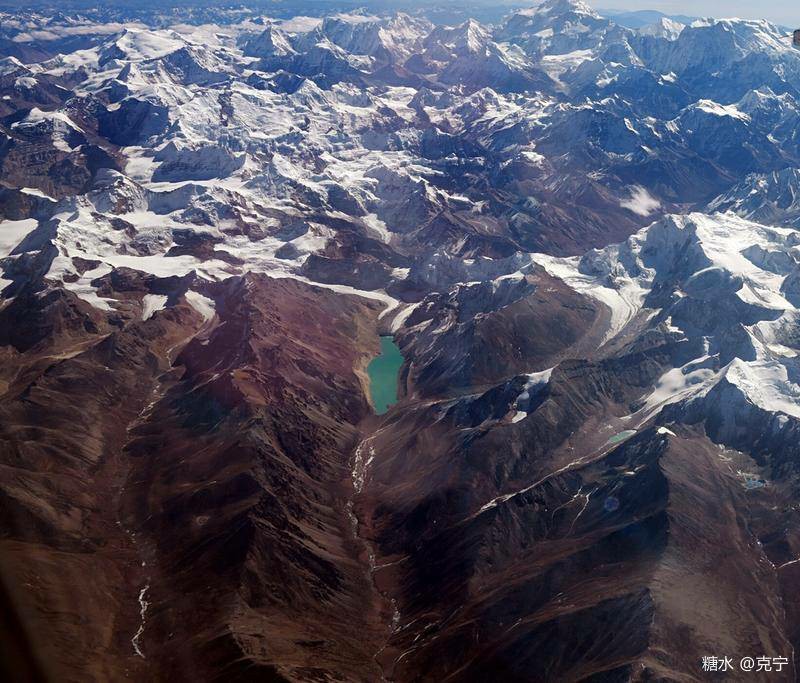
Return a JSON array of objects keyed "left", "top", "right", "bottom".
[{"left": 590, "top": 0, "right": 797, "bottom": 26}]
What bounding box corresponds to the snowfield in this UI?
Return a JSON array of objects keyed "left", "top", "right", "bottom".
[{"left": 2, "top": 0, "right": 800, "bottom": 422}]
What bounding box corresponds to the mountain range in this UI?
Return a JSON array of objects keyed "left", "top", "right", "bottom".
[{"left": 2, "top": 1, "right": 800, "bottom": 680}]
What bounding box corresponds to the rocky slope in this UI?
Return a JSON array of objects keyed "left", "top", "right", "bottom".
[{"left": 1, "top": 1, "right": 800, "bottom": 681}]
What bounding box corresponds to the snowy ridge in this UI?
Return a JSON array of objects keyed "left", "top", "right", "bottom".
[
  {"left": 533, "top": 210, "right": 800, "bottom": 424},
  {"left": 2, "top": 5, "right": 800, "bottom": 678},
  {"left": 1, "top": 0, "right": 800, "bottom": 425}
]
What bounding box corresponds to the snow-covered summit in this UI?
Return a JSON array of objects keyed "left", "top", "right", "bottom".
[{"left": 637, "top": 17, "right": 685, "bottom": 40}]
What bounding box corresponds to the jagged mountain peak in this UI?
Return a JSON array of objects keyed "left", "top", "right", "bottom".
[
  {"left": 0, "top": 55, "right": 28, "bottom": 77},
  {"left": 637, "top": 16, "right": 685, "bottom": 40},
  {"left": 243, "top": 24, "right": 295, "bottom": 58},
  {"left": 99, "top": 27, "right": 187, "bottom": 64},
  {"left": 709, "top": 168, "right": 800, "bottom": 227},
  {"left": 3, "top": 5, "right": 800, "bottom": 683},
  {"left": 534, "top": 0, "right": 600, "bottom": 18},
  {"left": 425, "top": 18, "right": 491, "bottom": 56}
]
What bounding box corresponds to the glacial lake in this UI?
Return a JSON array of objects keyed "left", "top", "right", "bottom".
[
  {"left": 607, "top": 429, "right": 637, "bottom": 445},
  {"left": 367, "top": 336, "right": 403, "bottom": 415}
]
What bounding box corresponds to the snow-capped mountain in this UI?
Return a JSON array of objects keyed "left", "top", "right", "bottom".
[
  {"left": 2, "top": 2, "right": 800, "bottom": 681},
  {"left": 710, "top": 167, "right": 800, "bottom": 227}
]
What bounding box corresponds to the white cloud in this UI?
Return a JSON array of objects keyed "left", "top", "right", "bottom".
[
  {"left": 12, "top": 22, "right": 145, "bottom": 43},
  {"left": 621, "top": 185, "right": 661, "bottom": 216}
]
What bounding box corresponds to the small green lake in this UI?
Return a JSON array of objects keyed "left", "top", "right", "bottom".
[
  {"left": 607, "top": 429, "right": 637, "bottom": 445},
  {"left": 367, "top": 336, "right": 403, "bottom": 415}
]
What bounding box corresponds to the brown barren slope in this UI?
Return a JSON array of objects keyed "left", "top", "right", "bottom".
[{"left": 0, "top": 273, "right": 388, "bottom": 682}]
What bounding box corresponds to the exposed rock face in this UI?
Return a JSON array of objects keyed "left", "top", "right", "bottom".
[
  {"left": 1, "top": 2, "right": 800, "bottom": 682},
  {"left": 709, "top": 168, "right": 800, "bottom": 228},
  {"left": 120, "top": 275, "right": 387, "bottom": 681},
  {"left": 0, "top": 273, "right": 386, "bottom": 681},
  {"left": 398, "top": 269, "right": 603, "bottom": 397}
]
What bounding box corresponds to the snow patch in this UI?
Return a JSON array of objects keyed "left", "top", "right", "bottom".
[
  {"left": 141, "top": 293, "right": 167, "bottom": 320},
  {"left": 643, "top": 358, "right": 718, "bottom": 415},
  {"left": 0, "top": 218, "right": 38, "bottom": 257},
  {"left": 695, "top": 99, "right": 751, "bottom": 122},
  {"left": 20, "top": 187, "right": 55, "bottom": 200},
  {"left": 725, "top": 359, "right": 800, "bottom": 419},
  {"left": 185, "top": 290, "right": 215, "bottom": 321}
]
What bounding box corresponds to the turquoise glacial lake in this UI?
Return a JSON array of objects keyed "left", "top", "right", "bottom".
[
  {"left": 607, "top": 429, "right": 637, "bottom": 445},
  {"left": 367, "top": 336, "right": 403, "bottom": 415}
]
